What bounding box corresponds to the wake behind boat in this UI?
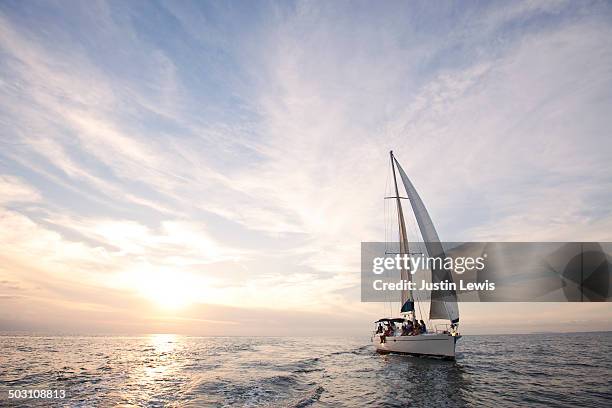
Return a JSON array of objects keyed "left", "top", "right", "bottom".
[{"left": 371, "top": 151, "right": 461, "bottom": 359}]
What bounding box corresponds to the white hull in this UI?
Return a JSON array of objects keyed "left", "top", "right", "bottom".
[{"left": 372, "top": 333, "right": 458, "bottom": 359}]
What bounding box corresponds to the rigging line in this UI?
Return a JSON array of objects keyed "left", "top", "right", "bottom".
[
  {"left": 384, "top": 174, "right": 389, "bottom": 252},
  {"left": 384, "top": 158, "right": 392, "bottom": 254},
  {"left": 383, "top": 191, "right": 391, "bottom": 317},
  {"left": 383, "top": 159, "right": 396, "bottom": 318},
  {"left": 383, "top": 260, "right": 391, "bottom": 315}
]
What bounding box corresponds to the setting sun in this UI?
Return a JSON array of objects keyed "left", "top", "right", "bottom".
[{"left": 133, "top": 270, "right": 201, "bottom": 310}]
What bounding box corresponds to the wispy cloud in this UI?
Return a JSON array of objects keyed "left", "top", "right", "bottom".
[{"left": 0, "top": 175, "right": 41, "bottom": 203}]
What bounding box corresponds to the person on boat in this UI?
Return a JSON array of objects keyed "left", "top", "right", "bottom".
[
  {"left": 412, "top": 321, "right": 422, "bottom": 335},
  {"left": 379, "top": 322, "right": 390, "bottom": 343},
  {"left": 404, "top": 320, "right": 414, "bottom": 335},
  {"left": 401, "top": 322, "right": 410, "bottom": 336},
  {"left": 376, "top": 324, "right": 383, "bottom": 334},
  {"left": 419, "top": 320, "right": 427, "bottom": 334}
]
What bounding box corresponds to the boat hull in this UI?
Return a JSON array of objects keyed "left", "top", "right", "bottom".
[{"left": 372, "top": 333, "right": 457, "bottom": 359}]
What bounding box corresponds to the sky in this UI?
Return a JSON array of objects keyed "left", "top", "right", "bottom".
[{"left": 1, "top": 0, "right": 611, "bottom": 336}]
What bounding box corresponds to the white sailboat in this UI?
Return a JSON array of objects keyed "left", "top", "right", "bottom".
[{"left": 372, "top": 151, "right": 461, "bottom": 359}]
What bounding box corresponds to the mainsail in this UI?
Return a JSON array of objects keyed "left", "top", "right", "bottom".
[{"left": 392, "top": 154, "right": 459, "bottom": 324}]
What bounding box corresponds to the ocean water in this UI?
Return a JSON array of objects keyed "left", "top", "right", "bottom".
[{"left": 1, "top": 332, "right": 611, "bottom": 407}]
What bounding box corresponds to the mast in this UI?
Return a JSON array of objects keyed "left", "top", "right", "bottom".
[{"left": 389, "top": 151, "right": 415, "bottom": 321}]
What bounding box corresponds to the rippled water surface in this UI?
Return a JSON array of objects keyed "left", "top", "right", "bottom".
[{"left": 1, "top": 332, "right": 611, "bottom": 407}]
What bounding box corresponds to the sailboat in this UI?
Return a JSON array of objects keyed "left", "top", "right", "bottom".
[{"left": 371, "top": 151, "right": 461, "bottom": 359}]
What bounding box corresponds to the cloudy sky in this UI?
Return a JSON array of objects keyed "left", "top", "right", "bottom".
[{"left": 1, "top": 0, "right": 611, "bottom": 335}]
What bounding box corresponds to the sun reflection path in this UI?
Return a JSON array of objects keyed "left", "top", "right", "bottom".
[
  {"left": 122, "top": 334, "right": 184, "bottom": 405},
  {"left": 149, "top": 334, "right": 178, "bottom": 354}
]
